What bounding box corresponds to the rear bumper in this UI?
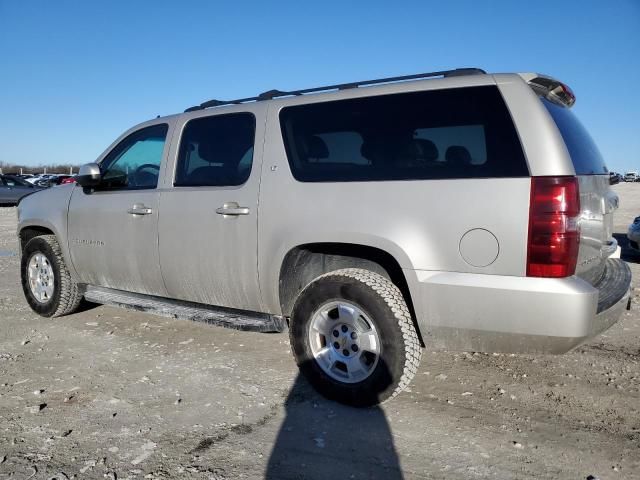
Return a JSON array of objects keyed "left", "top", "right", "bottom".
[{"left": 407, "top": 258, "right": 631, "bottom": 353}]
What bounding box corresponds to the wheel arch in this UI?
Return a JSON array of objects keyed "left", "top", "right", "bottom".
[
  {"left": 18, "top": 222, "right": 78, "bottom": 280},
  {"left": 19, "top": 225, "right": 56, "bottom": 252},
  {"left": 278, "top": 242, "right": 424, "bottom": 346}
]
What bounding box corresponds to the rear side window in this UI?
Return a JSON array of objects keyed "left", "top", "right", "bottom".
[
  {"left": 542, "top": 98, "right": 608, "bottom": 175},
  {"left": 175, "top": 113, "right": 255, "bottom": 187},
  {"left": 279, "top": 86, "right": 528, "bottom": 182}
]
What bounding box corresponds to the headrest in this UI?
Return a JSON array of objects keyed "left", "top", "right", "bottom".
[
  {"left": 197, "top": 137, "right": 217, "bottom": 163},
  {"left": 197, "top": 135, "right": 251, "bottom": 166},
  {"left": 306, "top": 135, "right": 329, "bottom": 159},
  {"left": 360, "top": 137, "right": 393, "bottom": 164},
  {"left": 413, "top": 139, "right": 439, "bottom": 161},
  {"left": 445, "top": 145, "right": 472, "bottom": 166},
  {"left": 360, "top": 140, "right": 377, "bottom": 162},
  {"left": 361, "top": 138, "right": 440, "bottom": 165}
]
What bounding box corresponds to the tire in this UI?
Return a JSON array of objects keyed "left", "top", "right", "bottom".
[
  {"left": 289, "top": 268, "right": 421, "bottom": 407},
  {"left": 21, "top": 235, "right": 83, "bottom": 317}
]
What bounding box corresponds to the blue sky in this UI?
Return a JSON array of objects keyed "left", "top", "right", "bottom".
[{"left": 1, "top": 0, "right": 638, "bottom": 172}]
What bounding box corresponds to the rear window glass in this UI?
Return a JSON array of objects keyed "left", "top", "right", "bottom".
[
  {"left": 279, "top": 86, "right": 528, "bottom": 182},
  {"left": 542, "top": 98, "right": 608, "bottom": 175}
]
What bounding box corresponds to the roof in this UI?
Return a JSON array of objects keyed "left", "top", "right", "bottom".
[{"left": 184, "top": 68, "right": 487, "bottom": 113}]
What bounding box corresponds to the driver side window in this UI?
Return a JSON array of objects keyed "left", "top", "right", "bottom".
[{"left": 101, "top": 124, "right": 168, "bottom": 190}]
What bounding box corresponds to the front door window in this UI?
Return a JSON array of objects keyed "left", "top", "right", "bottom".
[{"left": 100, "top": 124, "right": 168, "bottom": 190}]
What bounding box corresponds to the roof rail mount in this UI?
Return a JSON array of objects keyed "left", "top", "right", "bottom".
[{"left": 184, "top": 67, "right": 486, "bottom": 112}]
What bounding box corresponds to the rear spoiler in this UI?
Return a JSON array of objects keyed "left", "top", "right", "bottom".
[{"left": 518, "top": 73, "right": 576, "bottom": 108}]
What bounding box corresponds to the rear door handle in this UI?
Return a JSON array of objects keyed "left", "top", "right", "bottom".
[
  {"left": 216, "top": 202, "right": 250, "bottom": 216},
  {"left": 127, "top": 204, "right": 153, "bottom": 216}
]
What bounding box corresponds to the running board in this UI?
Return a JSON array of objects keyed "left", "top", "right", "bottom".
[{"left": 83, "top": 286, "right": 287, "bottom": 333}]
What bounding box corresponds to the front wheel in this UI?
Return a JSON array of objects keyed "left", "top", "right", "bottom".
[
  {"left": 289, "top": 268, "right": 421, "bottom": 407},
  {"left": 21, "top": 235, "right": 83, "bottom": 317}
]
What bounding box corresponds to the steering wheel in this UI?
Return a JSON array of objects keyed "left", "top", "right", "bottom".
[{"left": 132, "top": 163, "right": 160, "bottom": 187}]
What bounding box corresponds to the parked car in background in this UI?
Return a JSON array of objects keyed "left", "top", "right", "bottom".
[
  {"left": 624, "top": 171, "right": 638, "bottom": 182},
  {"left": 60, "top": 175, "right": 77, "bottom": 184},
  {"left": 33, "top": 175, "right": 60, "bottom": 188},
  {"left": 610, "top": 172, "right": 622, "bottom": 185},
  {"left": 0, "top": 175, "right": 42, "bottom": 206},
  {"left": 9, "top": 174, "right": 78, "bottom": 188},
  {"left": 40, "top": 175, "right": 74, "bottom": 187},
  {"left": 628, "top": 216, "right": 640, "bottom": 252},
  {"left": 24, "top": 176, "right": 40, "bottom": 185},
  {"left": 25, "top": 175, "right": 51, "bottom": 186}
]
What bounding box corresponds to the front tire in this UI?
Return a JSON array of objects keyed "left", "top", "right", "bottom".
[
  {"left": 21, "top": 235, "right": 83, "bottom": 317},
  {"left": 289, "top": 268, "right": 421, "bottom": 407}
]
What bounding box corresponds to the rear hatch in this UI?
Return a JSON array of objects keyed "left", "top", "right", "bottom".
[{"left": 536, "top": 82, "right": 616, "bottom": 285}]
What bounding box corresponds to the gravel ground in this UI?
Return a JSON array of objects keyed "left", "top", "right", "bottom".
[{"left": 0, "top": 184, "right": 639, "bottom": 480}]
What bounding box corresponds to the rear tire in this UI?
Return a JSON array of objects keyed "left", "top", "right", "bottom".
[
  {"left": 21, "top": 235, "right": 83, "bottom": 317},
  {"left": 289, "top": 268, "right": 421, "bottom": 407}
]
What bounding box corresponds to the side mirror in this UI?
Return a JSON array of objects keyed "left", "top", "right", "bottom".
[{"left": 76, "top": 163, "right": 101, "bottom": 187}]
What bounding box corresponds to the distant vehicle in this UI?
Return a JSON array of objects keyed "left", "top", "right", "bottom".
[
  {"left": 36, "top": 175, "right": 58, "bottom": 186},
  {"left": 610, "top": 172, "right": 622, "bottom": 185},
  {"left": 25, "top": 174, "right": 53, "bottom": 185},
  {"left": 60, "top": 175, "right": 77, "bottom": 185},
  {"left": 24, "top": 176, "right": 41, "bottom": 185},
  {"left": 37, "top": 175, "right": 74, "bottom": 187},
  {"left": 624, "top": 171, "right": 638, "bottom": 182},
  {"left": 628, "top": 216, "right": 640, "bottom": 253},
  {"left": 0, "top": 175, "right": 42, "bottom": 206},
  {"left": 16, "top": 174, "right": 76, "bottom": 188}
]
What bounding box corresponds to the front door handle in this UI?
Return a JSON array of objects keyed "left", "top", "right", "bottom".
[
  {"left": 127, "top": 204, "right": 153, "bottom": 216},
  {"left": 216, "top": 202, "right": 250, "bottom": 216}
]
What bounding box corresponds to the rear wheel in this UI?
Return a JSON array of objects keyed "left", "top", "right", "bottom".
[
  {"left": 21, "top": 235, "right": 83, "bottom": 317},
  {"left": 289, "top": 268, "right": 421, "bottom": 406}
]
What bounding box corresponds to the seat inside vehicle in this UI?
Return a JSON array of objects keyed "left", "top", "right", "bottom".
[
  {"left": 445, "top": 145, "right": 473, "bottom": 166},
  {"left": 181, "top": 136, "right": 253, "bottom": 186}
]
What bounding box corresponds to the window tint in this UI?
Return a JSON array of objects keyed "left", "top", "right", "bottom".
[
  {"left": 175, "top": 113, "right": 255, "bottom": 187},
  {"left": 101, "top": 124, "right": 168, "bottom": 190},
  {"left": 542, "top": 98, "right": 608, "bottom": 175},
  {"left": 280, "top": 86, "right": 528, "bottom": 182}
]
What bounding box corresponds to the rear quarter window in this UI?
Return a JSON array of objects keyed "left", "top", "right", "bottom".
[
  {"left": 542, "top": 98, "right": 608, "bottom": 175},
  {"left": 279, "top": 86, "right": 528, "bottom": 182}
]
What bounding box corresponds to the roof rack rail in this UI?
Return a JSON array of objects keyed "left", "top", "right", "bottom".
[{"left": 184, "top": 67, "right": 486, "bottom": 112}]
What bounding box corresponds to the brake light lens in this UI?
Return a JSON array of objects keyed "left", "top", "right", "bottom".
[
  {"left": 528, "top": 76, "right": 576, "bottom": 107},
  {"left": 527, "top": 176, "right": 580, "bottom": 278},
  {"left": 547, "top": 82, "right": 575, "bottom": 107}
]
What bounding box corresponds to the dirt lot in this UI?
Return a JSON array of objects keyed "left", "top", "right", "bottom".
[{"left": 0, "top": 185, "right": 639, "bottom": 480}]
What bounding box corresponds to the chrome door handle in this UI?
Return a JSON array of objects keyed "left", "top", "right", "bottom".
[
  {"left": 127, "top": 204, "right": 153, "bottom": 216},
  {"left": 216, "top": 202, "right": 250, "bottom": 216}
]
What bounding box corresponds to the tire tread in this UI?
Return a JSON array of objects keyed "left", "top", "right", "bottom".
[
  {"left": 310, "top": 268, "right": 421, "bottom": 402},
  {"left": 29, "top": 235, "right": 82, "bottom": 317}
]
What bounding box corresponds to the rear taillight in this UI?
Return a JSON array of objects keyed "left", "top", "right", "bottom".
[
  {"left": 527, "top": 176, "right": 580, "bottom": 278},
  {"left": 528, "top": 76, "right": 576, "bottom": 107}
]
